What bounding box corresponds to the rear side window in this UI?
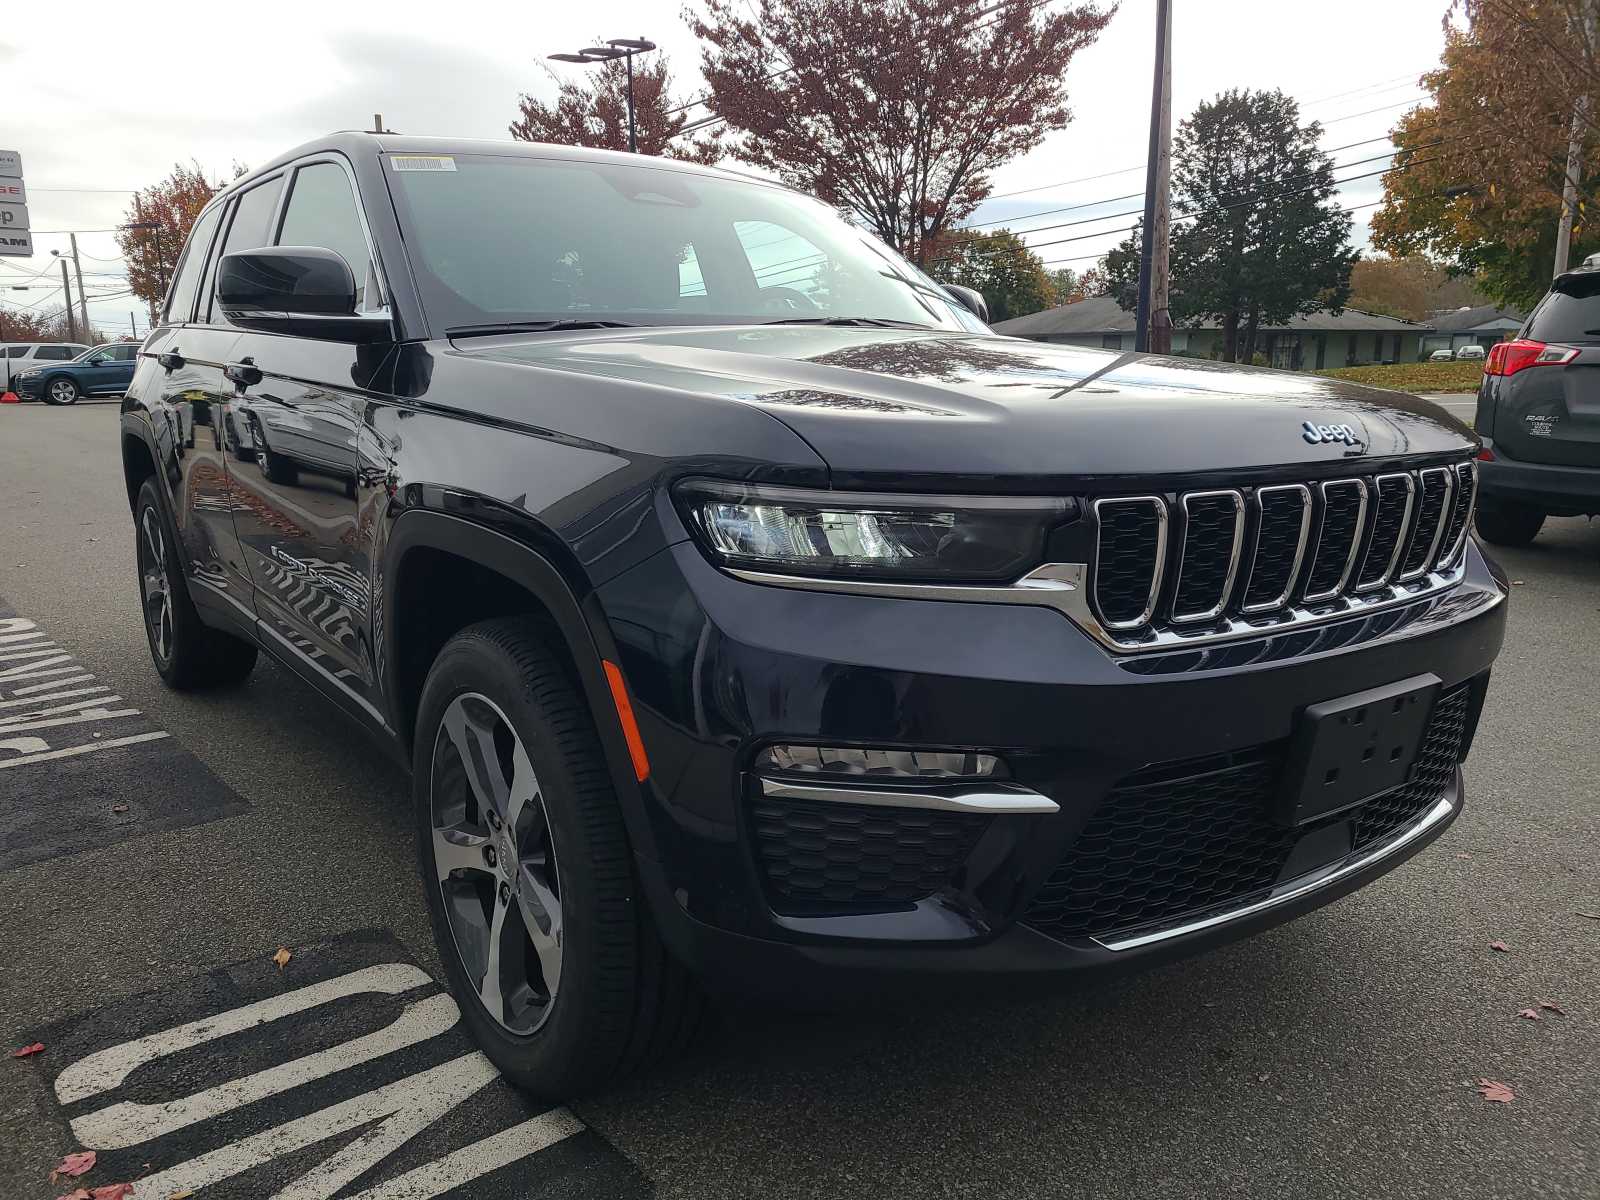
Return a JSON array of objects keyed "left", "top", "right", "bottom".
[
  {"left": 165, "top": 205, "right": 224, "bottom": 324},
  {"left": 207, "top": 177, "right": 285, "bottom": 323},
  {"left": 276, "top": 162, "right": 374, "bottom": 306},
  {"left": 34, "top": 346, "right": 76, "bottom": 361},
  {"left": 1525, "top": 274, "right": 1600, "bottom": 343}
]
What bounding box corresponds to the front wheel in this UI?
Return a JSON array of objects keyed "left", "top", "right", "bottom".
[
  {"left": 135, "top": 478, "right": 258, "bottom": 689},
  {"left": 43, "top": 377, "right": 80, "bottom": 406},
  {"left": 1475, "top": 501, "right": 1545, "bottom": 546},
  {"left": 414, "top": 618, "right": 701, "bottom": 1099}
]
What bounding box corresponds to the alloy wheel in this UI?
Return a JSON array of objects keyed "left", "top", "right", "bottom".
[
  {"left": 49, "top": 379, "right": 77, "bottom": 404},
  {"left": 139, "top": 507, "right": 174, "bottom": 664},
  {"left": 430, "top": 692, "right": 563, "bottom": 1034}
]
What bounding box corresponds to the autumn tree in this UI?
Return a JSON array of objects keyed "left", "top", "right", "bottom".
[
  {"left": 1371, "top": 2, "right": 1600, "bottom": 308},
  {"left": 1105, "top": 90, "right": 1356, "bottom": 361},
  {"left": 1347, "top": 255, "right": 1489, "bottom": 322},
  {"left": 927, "top": 228, "right": 1057, "bottom": 322},
  {"left": 115, "top": 161, "right": 242, "bottom": 318},
  {"left": 686, "top": 0, "right": 1114, "bottom": 265},
  {"left": 511, "top": 50, "right": 721, "bottom": 163}
]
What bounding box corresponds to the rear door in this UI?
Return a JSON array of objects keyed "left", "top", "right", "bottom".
[{"left": 1490, "top": 275, "right": 1600, "bottom": 466}]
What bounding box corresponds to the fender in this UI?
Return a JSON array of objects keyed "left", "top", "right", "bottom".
[{"left": 381, "top": 507, "right": 660, "bottom": 862}]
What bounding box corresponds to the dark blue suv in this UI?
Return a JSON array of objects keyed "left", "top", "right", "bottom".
[{"left": 13, "top": 341, "right": 140, "bottom": 405}]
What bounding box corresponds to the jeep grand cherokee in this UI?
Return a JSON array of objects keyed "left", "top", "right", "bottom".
[{"left": 120, "top": 134, "right": 1507, "bottom": 1098}]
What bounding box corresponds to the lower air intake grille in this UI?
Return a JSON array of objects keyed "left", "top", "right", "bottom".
[
  {"left": 751, "top": 797, "right": 988, "bottom": 909},
  {"left": 1022, "top": 682, "right": 1472, "bottom": 944}
]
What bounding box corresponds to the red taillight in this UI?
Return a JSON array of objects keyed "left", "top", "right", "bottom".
[{"left": 1484, "top": 338, "right": 1579, "bottom": 377}]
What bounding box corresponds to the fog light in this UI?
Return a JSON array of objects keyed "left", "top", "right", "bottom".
[{"left": 756, "top": 744, "right": 1005, "bottom": 779}]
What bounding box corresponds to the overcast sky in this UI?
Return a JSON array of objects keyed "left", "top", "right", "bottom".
[{"left": 1, "top": 0, "right": 1453, "bottom": 338}]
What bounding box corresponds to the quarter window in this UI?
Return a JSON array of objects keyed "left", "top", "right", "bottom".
[
  {"left": 163, "top": 203, "right": 223, "bottom": 324},
  {"left": 276, "top": 162, "right": 375, "bottom": 307}
]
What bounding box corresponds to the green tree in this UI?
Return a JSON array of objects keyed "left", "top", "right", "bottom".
[
  {"left": 1105, "top": 90, "right": 1356, "bottom": 360},
  {"left": 927, "top": 228, "right": 1058, "bottom": 322}
]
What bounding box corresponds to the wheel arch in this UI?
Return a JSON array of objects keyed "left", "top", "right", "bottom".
[
  {"left": 120, "top": 416, "right": 161, "bottom": 512},
  {"left": 383, "top": 508, "right": 659, "bottom": 860}
]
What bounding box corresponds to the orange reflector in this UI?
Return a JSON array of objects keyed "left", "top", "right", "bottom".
[{"left": 602, "top": 659, "right": 651, "bottom": 782}]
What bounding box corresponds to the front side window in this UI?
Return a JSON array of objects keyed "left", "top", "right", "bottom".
[
  {"left": 207, "top": 177, "right": 284, "bottom": 324},
  {"left": 164, "top": 203, "right": 223, "bottom": 324},
  {"left": 277, "top": 162, "right": 375, "bottom": 307},
  {"left": 384, "top": 153, "right": 985, "bottom": 334}
]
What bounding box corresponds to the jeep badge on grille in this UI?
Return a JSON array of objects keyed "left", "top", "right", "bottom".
[{"left": 1302, "top": 420, "right": 1362, "bottom": 448}]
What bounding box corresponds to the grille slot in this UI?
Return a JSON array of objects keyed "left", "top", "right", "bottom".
[
  {"left": 1240, "top": 485, "right": 1311, "bottom": 612},
  {"left": 1301, "top": 479, "right": 1368, "bottom": 601},
  {"left": 1398, "top": 467, "right": 1454, "bottom": 581},
  {"left": 1022, "top": 683, "right": 1472, "bottom": 943},
  {"left": 1171, "top": 490, "right": 1245, "bottom": 622},
  {"left": 1438, "top": 460, "right": 1477, "bottom": 567},
  {"left": 1354, "top": 473, "right": 1416, "bottom": 591},
  {"left": 1091, "top": 497, "right": 1167, "bottom": 628},
  {"left": 750, "top": 796, "right": 988, "bottom": 910}
]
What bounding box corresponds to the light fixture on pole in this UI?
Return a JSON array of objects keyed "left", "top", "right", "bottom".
[{"left": 547, "top": 37, "right": 657, "bottom": 154}]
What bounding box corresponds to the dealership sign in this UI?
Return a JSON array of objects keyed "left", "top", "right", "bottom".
[{"left": 0, "top": 150, "right": 29, "bottom": 255}]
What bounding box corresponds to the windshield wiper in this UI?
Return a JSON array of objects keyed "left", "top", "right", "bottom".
[
  {"left": 760, "top": 316, "right": 933, "bottom": 330},
  {"left": 446, "top": 319, "right": 642, "bottom": 338}
]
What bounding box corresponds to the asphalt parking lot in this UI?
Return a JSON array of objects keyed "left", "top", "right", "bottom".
[{"left": 1, "top": 400, "right": 1596, "bottom": 1199}]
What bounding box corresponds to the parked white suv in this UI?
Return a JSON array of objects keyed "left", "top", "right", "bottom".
[{"left": 2, "top": 342, "right": 91, "bottom": 392}]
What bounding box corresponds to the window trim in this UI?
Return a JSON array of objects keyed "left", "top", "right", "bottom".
[
  {"left": 162, "top": 201, "right": 226, "bottom": 325},
  {"left": 273, "top": 154, "right": 390, "bottom": 315},
  {"left": 200, "top": 174, "right": 287, "bottom": 327}
]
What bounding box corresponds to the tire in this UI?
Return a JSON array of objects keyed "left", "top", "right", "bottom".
[
  {"left": 1474, "top": 501, "right": 1545, "bottom": 547},
  {"left": 134, "top": 478, "right": 259, "bottom": 689},
  {"left": 251, "top": 418, "right": 298, "bottom": 485},
  {"left": 414, "top": 617, "right": 701, "bottom": 1099},
  {"left": 43, "top": 377, "right": 80, "bottom": 406}
]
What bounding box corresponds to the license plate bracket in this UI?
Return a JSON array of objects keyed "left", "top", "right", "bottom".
[{"left": 1279, "top": 673, "right": 1441, "bottom": 826}]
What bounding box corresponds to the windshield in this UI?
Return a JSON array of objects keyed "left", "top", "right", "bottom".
[{"left": 384, "top": 152, "right": 987, "bottom": 335}]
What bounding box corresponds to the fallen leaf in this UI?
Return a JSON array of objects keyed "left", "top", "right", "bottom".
[
  {"left": 1476, "top": 1078, "right": 1514, "bottom": 1103},
  {"left": 1539, "top": 1000, "right": 1566, "bottom": 1016},
  {"left": 110, "top": 805, "right": 128, "bottom": 814},
  {"left": 271, "top": 947, "right": 292, "bottom": 970},
  {"left": 1517, "top": 1008, "right": 1541, "bottom": 1021},
  {"left": 1489, "top": 940, "right": 1510, "bottom": 953},
  {"left": 1511, "top": 579, "right": 1525, "bottom": 586},
  {"left": 55, "top": 1190, "right": 91, "bottom": 1200},
  {"left": 1257, "top": 1072, "right": 1269, "bottom": 1082},
  {"left": 1454, "top": 851, "right": 1472, "bottom": 859},
  {"left": 50, "top": 1151, "right": 95, "bottom": 1182},
  {"left": 11, "top": 1042, "right": 44, "bottom": 1058},
  {"left": 90, "top": 1185, "right": 134, "bottom": 1200},
  {"left": 168, "top": 1191, "right": 195, "bottom": 1200}
]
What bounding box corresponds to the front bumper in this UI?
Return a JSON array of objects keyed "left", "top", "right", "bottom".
[
  {"left": 1479, "top": 438, "right": 1600, "bottom": 516},
  {"left": 597, "top": 536, "right": 1506, "bottom": 994},
  {"left": 11, "top": 376, "right": 44, "bottom": 399}
]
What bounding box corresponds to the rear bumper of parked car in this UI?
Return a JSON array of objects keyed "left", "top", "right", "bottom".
[
  {"left": 598, "top": 538, "right": 1508, "bottom": 998},
  {"left": 1479, "top": 438, "right": 1600, "bottom": 516}
]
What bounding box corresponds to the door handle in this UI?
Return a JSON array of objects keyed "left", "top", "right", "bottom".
[
  {"left": 225, "top": 359, "right": 263, "bottom": 389},
  {"left": 157, "top": 350, "right": 184, "bottom": 372}
]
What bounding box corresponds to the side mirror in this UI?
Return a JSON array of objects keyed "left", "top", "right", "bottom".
[
  {"left": 217, "top": 247, "right": 391, "bottom": 343},
  {"left": 943, "top": 283, "right": 990, "bottom": 323}
]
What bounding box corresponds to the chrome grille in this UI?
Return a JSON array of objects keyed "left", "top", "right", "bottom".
[
  {"left": 1088, "top": 460, "right": 1477, "bottom": 647},
  {"left": 1354, "top": 473, "right": 1415, "bottom": 591}
]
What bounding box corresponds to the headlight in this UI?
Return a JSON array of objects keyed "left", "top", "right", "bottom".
[
  {"left": 19, "top": 368, "right": 40, "bottom": 378},
  {"left": 677, "top": 480, "right": 1073, "bottom": 582}
]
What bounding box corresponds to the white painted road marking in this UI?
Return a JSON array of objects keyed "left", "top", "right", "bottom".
[
  {"left": 0, "top": 730, "right": 170, "bottom": 769},
  {"left": 54, "top": 960, "right": 594, "bottom": 1200}
]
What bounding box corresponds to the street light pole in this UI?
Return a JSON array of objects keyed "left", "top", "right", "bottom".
[{"left": 548, "top": 37, "right": 657, "bottom": 154}]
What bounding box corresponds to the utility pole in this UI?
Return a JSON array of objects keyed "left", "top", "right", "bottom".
[
  {"left": 1554, "top": 1, "right": 1597, "bottom": 278},
  {"left": 57, "top": 255, "right": 77, "bottom": 342},
  {"left": 1135, "top": 0, "right": 1173, "bottom": 354},
  {"left": 68, "top": 232, "right": 91, "bottom": 341},
  {"left": 129, "top": 312, "right": 137, "bottom": 338}
]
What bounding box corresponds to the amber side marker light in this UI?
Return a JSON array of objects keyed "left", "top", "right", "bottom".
[{"left": 602, "top": 659, "right": 651, "bottom": 782}]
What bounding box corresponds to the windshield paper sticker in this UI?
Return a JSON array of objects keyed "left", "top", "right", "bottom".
[{"left": 389, "top": 155, "right": 456, "bottom": 172}]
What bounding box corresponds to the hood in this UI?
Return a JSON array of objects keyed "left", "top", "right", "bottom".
[{"left": 454, "top": 326, "right": 1476, "bottom": 488}]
